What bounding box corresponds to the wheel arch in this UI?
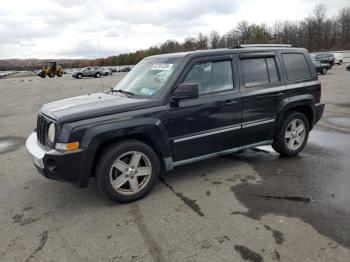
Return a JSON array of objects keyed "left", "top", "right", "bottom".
[
  {"left": 274, "top": 96, "right": 315, "bottom": 139},
  {"left": 78, "top": 118, "right": 171, "bottom": 187}
]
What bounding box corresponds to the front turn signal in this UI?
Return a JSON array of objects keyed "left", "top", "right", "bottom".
[{"left": 55, "top": 142, "right": 80, "bottom": 151}]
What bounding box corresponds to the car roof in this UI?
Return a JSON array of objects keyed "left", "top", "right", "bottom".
[{"left": 147, "top": 46, "right": 307, "bottom": 60}]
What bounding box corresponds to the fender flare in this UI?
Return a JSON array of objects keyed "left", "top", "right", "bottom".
[
  {"left": 274, "top": 94, "right": 315, "bottom": 136},
  {"left": 77, "top": 117, "right": 171, "bottom": 187}
]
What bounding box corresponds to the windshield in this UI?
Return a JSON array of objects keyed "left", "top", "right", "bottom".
[{"left": 113, "top": 57, "right": 182, "bottom": 97}]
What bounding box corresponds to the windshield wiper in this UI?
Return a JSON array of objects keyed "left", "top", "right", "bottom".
[{"left": 110, "top": 89, "right": 134, "bottom": 97}]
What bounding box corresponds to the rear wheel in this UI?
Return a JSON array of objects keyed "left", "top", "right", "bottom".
[
  {"left": 77, "top": 74, "right": 82, "bottom": 79},
  {"left": 338, "top": 60, "right": 343, "bottom": 65},
  {"left": 272, "top": 112, "right": 309, "bottom": 156},
  {"left": 95, "top": 72, "right": 101, "bottom": 78},
  {"left": 96, "top": 140, "right": 160, "bottom": 202}
]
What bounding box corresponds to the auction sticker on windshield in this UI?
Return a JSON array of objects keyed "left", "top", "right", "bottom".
[{"left": 151, "top": 63, "right": 173, "bottom": 71}]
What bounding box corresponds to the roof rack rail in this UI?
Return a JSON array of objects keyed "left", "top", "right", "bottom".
[{"left": 233, "top": 44, "right": 292, "bottom": 48}]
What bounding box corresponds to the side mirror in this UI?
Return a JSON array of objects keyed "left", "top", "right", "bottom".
[{"left": 172, "top": 83, "right": 199, "bottom": 100}]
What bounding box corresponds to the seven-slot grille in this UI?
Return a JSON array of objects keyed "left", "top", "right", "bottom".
[{"left": 36, "top": 114, "right": 50, "bottom": 146}]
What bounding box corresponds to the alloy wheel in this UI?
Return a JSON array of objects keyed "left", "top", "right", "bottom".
[
  {"left": 109, "top": 151, "right": 152, "bottom": 195},
  {"left": 285, "top": 119, "right": 306, "bottom": 150}
]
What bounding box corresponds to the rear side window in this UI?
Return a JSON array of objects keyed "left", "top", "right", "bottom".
[
  {"left": 282, "top": 53, "right": 311, "bottom": 81},
  {"left": 241, "top": 57, "right": 280, "bottom": 88}
]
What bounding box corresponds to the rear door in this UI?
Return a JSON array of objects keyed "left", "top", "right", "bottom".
[{"left": 238, "top": 52, "right": 287, "bottom": 145}]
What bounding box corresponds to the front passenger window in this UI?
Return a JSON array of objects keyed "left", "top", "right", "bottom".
[{"left": 183, "top": 60, "right": 233, "bottom": 95}]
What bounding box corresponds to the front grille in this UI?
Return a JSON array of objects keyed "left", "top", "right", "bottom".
[{"left": 37, "top": 114, "right": 50, "bottom": 146}]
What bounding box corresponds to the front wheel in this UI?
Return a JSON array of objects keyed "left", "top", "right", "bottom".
[
  {"left": 338, "top": 60, "right": 343, "bottom": 65},
  {"left": 272, "top": 112, "right": 309, "bottom": 156},
  {"left": 95, "top": 73, "right": 101, "bottom": 78},
  {"left": 96, "top": 140, "right": 160, "bottom": 202},
  {"left": 321, "top": 67, "right": 327, "bottom": 75}
]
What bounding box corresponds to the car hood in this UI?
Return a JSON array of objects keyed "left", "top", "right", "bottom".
[{"left": 40, "top": 92, "right": 159, "bottom": 123}]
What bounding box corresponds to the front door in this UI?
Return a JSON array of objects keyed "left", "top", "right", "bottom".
[{"left": 166, "top": 55, "right": 242, "bottom": 162}]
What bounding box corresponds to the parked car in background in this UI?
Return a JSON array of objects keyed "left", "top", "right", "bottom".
[
  {"left": 333, "top": 53, "right": 344, "bottom": 65},
  {"left": 311, "top": 53, "right": 335, "bottom": 67},
  {"left": 72, "top": 67, "right": 104, "bottom": 79},
  {"left": 101, "top": 67, "right": 112, "bottom": 76},
  {"left": 121, "top": 67, "right": 131, "bottom": 72},
  {"left": 26, "top": 46, "right": 324, "bottom": 202},
  {"left": 312, "top": 60, "right": 331, "bottom": 75}
]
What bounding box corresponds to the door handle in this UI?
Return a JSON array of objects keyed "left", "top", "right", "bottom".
[{"left": 222, "top": 100, "right": 238, "bottom": 105}]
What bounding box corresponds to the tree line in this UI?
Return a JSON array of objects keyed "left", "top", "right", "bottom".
[
  {"left": 79, "top": 5, "right": 349, "bottom": 67},
  {"left": 1, "top": 5, "right": 349, "bottom": 70}
]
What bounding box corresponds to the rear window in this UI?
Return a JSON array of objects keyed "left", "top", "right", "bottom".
[
  {"left": 282, "top": 53, "right": 311, "bottom": 81},
  {"left": 241, "top": 57, "right": 280, "bottom": 87}
]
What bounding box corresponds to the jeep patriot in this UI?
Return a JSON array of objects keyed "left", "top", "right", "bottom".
[{"left": 26, "top": 46, "right": 325, "bottom": 202}]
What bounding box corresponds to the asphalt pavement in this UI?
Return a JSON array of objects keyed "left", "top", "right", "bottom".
[{"left": 0, "top": 67, "right": 349, "bottom": 262}]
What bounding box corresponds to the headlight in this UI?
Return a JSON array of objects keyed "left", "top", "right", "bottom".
[{"left": 48, "top": 123, "right": 55, "bottom": 144}]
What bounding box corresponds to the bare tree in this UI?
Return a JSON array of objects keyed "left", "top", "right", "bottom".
[
  {"left": 196, "top": 33, "right": 208, "bottom": 49},
  {"left": 236, "top": 21, "right": 250, "bottom": 44},
  {"left": 183, "top": 37, "right": 196, "bottom": 51},
  {"left": 209, "top": 31, "right": 221, "bottom": 49},
  {"left": 338, "top": 8, "right": 350, "bottom": 49}
]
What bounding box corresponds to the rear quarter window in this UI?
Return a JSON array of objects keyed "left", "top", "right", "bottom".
[
  {"left": 241, "top": 57, "right": 280, "bottom": 88},
  {"left": 282, "top": 53, "right": 311, "bottom": 81}
]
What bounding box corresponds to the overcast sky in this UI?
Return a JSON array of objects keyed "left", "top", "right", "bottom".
[{"left": 0, "top": 0, "right": 348, "bottom": 59}]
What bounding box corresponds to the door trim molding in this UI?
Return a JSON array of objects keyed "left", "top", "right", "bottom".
[
  {"left": 242, "top": 118, "right": 275, "bottom": 128},
  {"left": 173, "top": 124, "right": 241, "bottom": 143},
  {"left": 173, "top": 118, "right": 275, "bottom": 143}
]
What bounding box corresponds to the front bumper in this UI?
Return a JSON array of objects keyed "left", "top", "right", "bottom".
[{"left": 26, "top": 132, "right": 88, "bottom": 187}]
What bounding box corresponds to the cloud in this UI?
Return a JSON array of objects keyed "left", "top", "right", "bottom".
[{"left": 0, "top": 0, "right": 348, "bottom": 59}]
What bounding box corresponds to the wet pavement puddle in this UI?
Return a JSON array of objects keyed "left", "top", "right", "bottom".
[
  {"left": 228, "top": 127, "right": 350, "bottom": 249},
  {"left": 325, "top": 116, "right": 350, "bottom": 129},
  {"left": 0, "top": 137, "right": 26, "bottom": 154},
  {"left": 234, "top": 245, "right": 263, "bottom": 262},
  {"left": 308, "top": 128, "right": 350, "bottom": 154}
]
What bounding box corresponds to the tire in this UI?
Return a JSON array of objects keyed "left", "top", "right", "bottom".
[
  {"left": 77, "top": 74, "right": 82, "bottom": 79},
  {"left": 338, "top": 60, "right": 342, "bottom": 65},
  {"left": 95, "top": 72, "right": 101, "bottom": 78},
  {"left": 321, "top": 67, "right": 327, "bottom": 75},
  {"left": 272, "top": 111, "right": 309, "bottom": 157},
  {"left": 96, "top": 140, "right": 160, "bottom": 203}
]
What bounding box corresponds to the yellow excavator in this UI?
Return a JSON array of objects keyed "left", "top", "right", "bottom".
[{"left": 35, "top": 62, "right": 64, "bottom": 78}]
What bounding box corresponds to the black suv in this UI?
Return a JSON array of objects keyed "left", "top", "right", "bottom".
[
  {"left": 26, "top": 46, "right": 324, "bottom": 202},
  {"left": 311, "top": 53, "right": 335, "bottom": 67}
]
